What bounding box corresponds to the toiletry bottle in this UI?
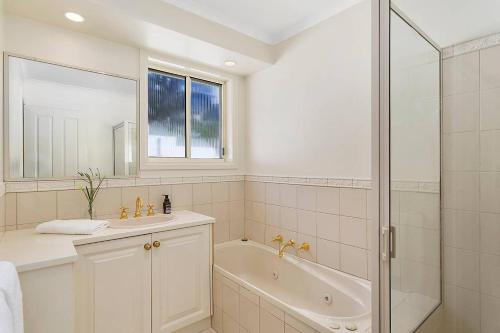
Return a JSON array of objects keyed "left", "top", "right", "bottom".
[{"left": 163, "top": 195, "right": 172, "bottom": 214}]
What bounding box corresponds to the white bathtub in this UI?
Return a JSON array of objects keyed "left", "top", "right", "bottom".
[{"left": 214, "top": 240, "right": 371, "bottom": 333}]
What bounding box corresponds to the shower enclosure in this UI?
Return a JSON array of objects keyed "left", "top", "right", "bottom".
[
  {"left": 376, "top": 0, "right": 500, "bottom": 332},
  {"left": 388, "top": 8, "right": 441, "bottom": 332}
]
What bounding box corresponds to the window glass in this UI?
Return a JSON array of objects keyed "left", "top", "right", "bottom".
[
  {"left": 190, "top": 79, "right": 222, "bottom": 158},
  {"left": 148, "top": 70, "right": 186, "bottom": 157}
]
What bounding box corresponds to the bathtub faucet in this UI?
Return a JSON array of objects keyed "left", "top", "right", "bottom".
[{"left": 278, "top": 239, "right": 296, "bottom": 258}]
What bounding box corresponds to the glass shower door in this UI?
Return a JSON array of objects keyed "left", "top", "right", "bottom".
[{"left": 389, "top": 9, "right": 441, "bottom": 332}]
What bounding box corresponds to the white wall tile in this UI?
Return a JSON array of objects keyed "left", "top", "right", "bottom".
[
  {"left": 340, "top": 216, "right": 367, "bottom": 248},
  {"left": 443, "top": 209, "right": 479, "bottom": 251},
  {"left": 480, "top": 213, "right": 500, "bottom": 255},
  {"left": 444, "top": 247, "right": 480, "bottom": 291},
  {"left": 279, "top": 184, "right": 297, "bottom": 208},
  {"left": 340, "top": 244, "right": 367, "bottom": 279},
  {"left": 316, "top": 187, "right": 339, "bottom": 214},
  {"left": 229, "top": 181, "right": 245, "bottom": 201},
  {"left": 266, "top": 204, "right": 280, "bottom": 227},
  {"left": 443, "top": 52, "right": 479, "bottom": 96},
  {"left": 480, "top": 172, "right": 500, "bottom": 213},
  {"left": 266, "top": 183, "right": 281, "bottom": 205},
  {"left": 443, "top": 132, "right": 479, "bottom": 172},
  {"left": 316, "top": 213, "right": 339, "bottom": 241},
  {"left": 481, "top": 294, "right": 500, "bottom": 333},
  {"left": 193, "top": 183, "right": 212, "bottom": 205},
  {"left": 480, "top": 130, "right": 500, "bottom": 171},
  {"left": 222, "top": 280, "right": 239, "bottom": 321},
  {"left": 17, "top": 191, "right": 56, "bottom": 225},
  {"left": 240, "top": 292, "right": 259, "bottom": 333},
  {"left": 171, "top": 184, "right": 193, "bottom": 207},
  {"left": 280, "top": 207, "right": 297, "bottom": 232},
  {"left": 246, "top": 182, "right": 266, "bottom": 202},
  {"left": 212, "top": 182, "right": 229, "bottom": 203},
  {"left": 443, "top": 172, "right": 479, "bottom": 211},
  {"left": 340, "top": 188, "right": 367, "bottom": 218},
  {"left": 316, "top": 238, "right": 340, "bottom": 269},
  {"left": 480, "top": 45, "right": 500, "bottom": 90},
  {"left": 443, "top": 92, "right": 479, "bottom": 133},
  {"left": 480, "top": 88, "right": 500, "bottom": 130},
  {"left": 480, "top": 253, "right": 500, "bottom": 298},
  {"left": 260, "top": 307, "right": 284, "bottom": 333},
  {"left": 297, "top": 186, "right": 316, "bottom": 211},
  {"left": 297, "top": 209, "right": 316, "bottom": 236}
]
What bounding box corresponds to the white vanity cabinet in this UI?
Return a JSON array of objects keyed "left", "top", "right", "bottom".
[{"left": 75, "top": 224, "right": 211, "bottom": 333}]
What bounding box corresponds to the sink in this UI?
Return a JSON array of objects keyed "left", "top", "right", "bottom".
[{"left": 108, "top": 214, "right": 175, "bottom": 229}]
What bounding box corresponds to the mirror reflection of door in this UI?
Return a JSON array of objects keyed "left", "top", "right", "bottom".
[
  {"left": 23, "top": 105, "right": 80, "bottom": 178},
  {"left": 8, "top": 55, "right": 138, "bottom": 179}
]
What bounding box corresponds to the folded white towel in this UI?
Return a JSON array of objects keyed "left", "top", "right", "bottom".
[
  {"left": 36, "top": 219, "right": 109, "bottom": 235},
  {"left": 0, "top": 261, "right": 23, "bottom": 333}
]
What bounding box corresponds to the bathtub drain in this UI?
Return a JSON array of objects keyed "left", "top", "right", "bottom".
[{"left": 323, "top": 293, "right": 333, "bottom": 305}]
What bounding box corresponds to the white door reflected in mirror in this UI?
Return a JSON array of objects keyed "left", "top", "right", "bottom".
[{"left": 6, "top": 55, "right": 138, "bottom": 179}]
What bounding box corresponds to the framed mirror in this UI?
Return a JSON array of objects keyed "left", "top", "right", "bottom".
[{"left": 4, "top": 54, "right": 138, "bottom": 179}]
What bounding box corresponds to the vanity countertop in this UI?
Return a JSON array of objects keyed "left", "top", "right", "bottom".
[{"left": 0, "top": 210, "right": 214, "bottom": 273}]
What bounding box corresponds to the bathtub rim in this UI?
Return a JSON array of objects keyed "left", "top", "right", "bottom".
[{"left": 214, "top": 239, "right": 371, "bottom": 333}]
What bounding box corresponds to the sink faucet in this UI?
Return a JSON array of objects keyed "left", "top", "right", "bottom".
[
  {"left": 134, "top": 197, "right": 144, "bottom": 218},
  {"left": 278, "top": 239, "right": 296, "bottom": 258}
]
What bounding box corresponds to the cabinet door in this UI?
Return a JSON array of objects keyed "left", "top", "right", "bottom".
[
  {"left": 75, "top": 234, "right": 152, "bottom": 333},
  {"left": 152, "top": 225, "right": 211, "bottom": 333}
]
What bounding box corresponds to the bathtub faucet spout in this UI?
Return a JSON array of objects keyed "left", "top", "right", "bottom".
[{"left": 278, "top": 239, "right": 296, "bottom": 258}]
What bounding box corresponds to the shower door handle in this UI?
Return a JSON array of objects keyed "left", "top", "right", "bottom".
[
  {"left": 381, "top": 226, "right": 396, "bottom": 260},
  {"left": 389, "top": 226, "right": 396, "bottom": 259}
]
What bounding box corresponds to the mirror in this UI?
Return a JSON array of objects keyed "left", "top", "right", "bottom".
[{"left": 6, "top": 55, "right": 138, "bottom": 179}]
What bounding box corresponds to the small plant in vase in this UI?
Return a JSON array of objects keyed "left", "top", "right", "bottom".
[{"left": 78, "top": 168, "right": 105, "bottom": 220}]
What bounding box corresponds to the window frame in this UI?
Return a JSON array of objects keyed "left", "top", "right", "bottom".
[{"left": 140, "top": 52, "right": 237, "bottom": 171}]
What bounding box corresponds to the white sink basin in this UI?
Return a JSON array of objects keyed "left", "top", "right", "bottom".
[{"left": 109, "top": 214, "right": 175, "bottom": 229}]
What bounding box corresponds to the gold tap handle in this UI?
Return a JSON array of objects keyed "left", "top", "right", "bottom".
[
  {"left": 120, "top": 207, "right": 129, "bottom": 220},
  {"left": 147, "top": 204, "right": 155, "bottom": 216},
  {"left": 272, "top": 234, "right": 284, "bottom": 243},
  {"left": 298, "top": 242, "right": 310, "bottom": 251}
]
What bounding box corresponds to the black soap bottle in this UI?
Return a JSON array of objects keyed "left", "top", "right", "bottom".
[{"left": 163, "top": 195, "right": 172, "bottom": 214}]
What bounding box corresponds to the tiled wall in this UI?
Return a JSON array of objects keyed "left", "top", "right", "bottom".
[
  {"left": 391, "top": 189, "right": 441, "bottom": 300},
  {"left": 244, "top": 179, "right": 372, "bottom": 280},
  {"left": 441, "top": 43, "right": 500, "bottom": 332},
  {"left": 213, "top": 271, "right": 322, "bottom": 333},
  {"left": 0, "top": 177, "right": 245, "bottom": 244}
]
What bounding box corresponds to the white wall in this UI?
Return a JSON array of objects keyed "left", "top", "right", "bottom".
[{"left": 245, "top": 0, "right": 371, "bottom": 179}]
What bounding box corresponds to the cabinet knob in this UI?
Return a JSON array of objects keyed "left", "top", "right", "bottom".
[
  {"left": 144, "top": 243, "right": 152, "bottom": 251},
  {"left": 153, "top": 241, "right": 161, "bottom": 248}
]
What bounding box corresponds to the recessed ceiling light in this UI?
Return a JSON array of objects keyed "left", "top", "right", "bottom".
[
  {"left": 224, "top": 60, "right": 236, "bottom": 67},
  {"left": 65, "top": 12, "right": 85, "bottom": 23}
]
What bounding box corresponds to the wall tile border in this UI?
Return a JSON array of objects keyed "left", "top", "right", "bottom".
[
  {"left": 443, "top": 32, "right": 500, "bottom": 59},
  {"left": 1, "top": 176, "right": 441, "bottom": 194},
  {"left": 3, "top": 175, "right": 246, "bottom": 193}
]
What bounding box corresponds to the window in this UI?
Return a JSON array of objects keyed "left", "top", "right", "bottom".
[{"left": 148, "top": 69, "right": 223, "bottom": 159}]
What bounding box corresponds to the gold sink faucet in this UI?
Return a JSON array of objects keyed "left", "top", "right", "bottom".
[
  {"left": 278, "top": 239, "right": 296, "bottom": 257},
  {"left": 134, "top": 197, "right": 144, "bottom": 218}
]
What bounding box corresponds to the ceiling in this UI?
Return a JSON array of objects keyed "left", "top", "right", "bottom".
[
  {"left": 10, "top": 56, "right": 136, "bottom": 95},
  {"left": 394, "top": 0, "right": 500, "bottom": 47},
  {"left": 161, "top": 0, "right": 364, "bottom": 45}
]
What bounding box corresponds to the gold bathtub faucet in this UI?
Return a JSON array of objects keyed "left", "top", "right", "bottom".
[
  {"left": 134, "top": 196, "right": 144, "bottom": 218},
  {"left": 278, "top": 239, "right": 296, "bottom": 258}
]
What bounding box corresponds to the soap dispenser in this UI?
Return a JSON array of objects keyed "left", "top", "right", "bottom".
[{"left": 163, "top": 195, "right": 172, "bottom": 214}]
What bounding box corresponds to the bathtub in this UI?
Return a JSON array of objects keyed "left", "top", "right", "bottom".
[{"left": 213, "top": 240, "right": 371, "bottom": 333}]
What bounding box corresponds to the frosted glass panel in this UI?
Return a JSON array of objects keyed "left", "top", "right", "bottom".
[
  {"left": 191, "top": 79, "right": 222, "bottom": 158},
  {"left": 148, "top": 70, "right": 186, "bottom": 158}
]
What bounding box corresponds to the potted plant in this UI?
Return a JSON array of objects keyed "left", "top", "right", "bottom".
[{"left": 78, "top": 169, "right": 105, "bottom": 220}]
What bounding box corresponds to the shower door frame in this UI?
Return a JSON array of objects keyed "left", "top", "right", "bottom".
[{"left": 372, "top": 1, "right": 443, "bottom": 332}]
